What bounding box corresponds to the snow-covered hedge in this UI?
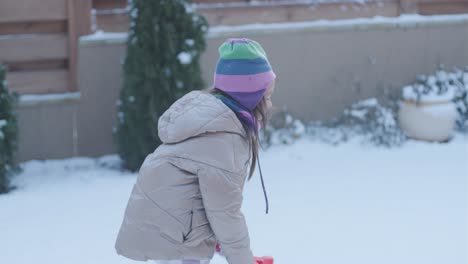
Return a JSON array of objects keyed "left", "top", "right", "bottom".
[
  {"left": 261, "top": 97, "right": 405, "bottom": 148},
  {"left": 261, "top": 109, "right": 306, "bottom": 146},
  {"left": 262, "top": 67, "right": 468, "bottom": 148},
  {"left": 0, "top": 64, "right": 19, "bottom": 194},
  {"left": 310, "top": 98, "right": 406, "bottom": 147}
]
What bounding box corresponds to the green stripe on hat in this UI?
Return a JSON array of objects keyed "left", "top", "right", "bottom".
[{"left": 218, "top": 40, "right": 267, "bottom": 60}]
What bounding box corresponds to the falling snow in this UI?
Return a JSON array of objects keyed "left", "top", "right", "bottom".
[{"left": 177, "top": 52, "right": 193, "bottom": 65}]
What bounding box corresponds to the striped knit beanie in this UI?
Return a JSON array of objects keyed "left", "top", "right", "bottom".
[{"left": 214, "top": 38, "right": 276, "bottom": 110}]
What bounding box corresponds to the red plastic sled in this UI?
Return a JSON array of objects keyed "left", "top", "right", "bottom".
[
  {"left": 216, "top": 243, "right": 274, "bottom": 264},
  {"left": 254, "top": 256, "right": 274, "bottom": 264}
]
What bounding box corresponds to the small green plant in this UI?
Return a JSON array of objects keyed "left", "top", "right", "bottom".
[
  {"left": 0, "top": 64, "right": 19, "bottom": 194},
  {"left": 114, "top": 0, "right": 208, "bottom": 171}
]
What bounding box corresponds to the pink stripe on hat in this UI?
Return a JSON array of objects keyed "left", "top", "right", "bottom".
[{"left": 214, "top": 71, "right": 276, "bottom": 93}]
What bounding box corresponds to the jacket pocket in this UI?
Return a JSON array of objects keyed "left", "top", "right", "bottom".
[
  {"left": 180, "top": 209, "right": 214, "bottom": 247},
  {"left": 158, "top": 209, "right": 195, "bottom": 245},
  {"left": 160, "top": 230, "right": 184, "bottom": 245},
  {"left": 182, "top": 210, "right": 194, "bottom": 243}
]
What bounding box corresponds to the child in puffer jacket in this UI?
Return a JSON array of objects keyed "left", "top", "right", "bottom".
[{"left": 115, "top": 38, "right": 276, "bottom": 264}]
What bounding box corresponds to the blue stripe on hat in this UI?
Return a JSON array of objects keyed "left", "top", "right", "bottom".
[{"left": 215, "top": 57, "right": 272, "bottom": 75}]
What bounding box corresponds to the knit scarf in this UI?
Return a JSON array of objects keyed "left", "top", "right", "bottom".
[{"left": 214, "top": 92, "right": 258, "bottom": 132}]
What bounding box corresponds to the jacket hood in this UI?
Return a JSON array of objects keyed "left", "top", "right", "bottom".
[{"left": 158, "top": 90, "right": 247, "bottom": 144}]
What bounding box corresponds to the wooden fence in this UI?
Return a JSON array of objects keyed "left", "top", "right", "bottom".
[
  {"left": 0, "top": 0, "right": 92, "bottom": 94},
  {"left": 0, "top": 0, "right": 467, "bottom": 94},
  {"left": 94, "top": 0, "right": 468, "bottom": 32}
]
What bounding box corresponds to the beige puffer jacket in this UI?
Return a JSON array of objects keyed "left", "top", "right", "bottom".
[{"left": 114, "top": 90, "right": 254, "bottom": 264}]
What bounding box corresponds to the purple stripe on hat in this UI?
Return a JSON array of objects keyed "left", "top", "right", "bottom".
[
  {"left": 225, "top": 89, "right": 266, "bottom": 110},
  {"left": 225, "top": 38, "right": 251, "bottom": 44},
  {"left": 214, "top": 71, "right": 276, "bottom": 93}
]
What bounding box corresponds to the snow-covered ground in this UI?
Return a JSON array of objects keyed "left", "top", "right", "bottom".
[{"left": 1, "top": 136, "right": 467, "bottom": 264}]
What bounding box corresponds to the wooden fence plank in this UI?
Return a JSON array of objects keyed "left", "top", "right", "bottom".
[
  {"left": 68, "top": 0, "right": 78, "bottom": 92},
  {"left": 419, "top": 1, "right": 468, "bottom": 14},
  {"left": 0, "top": 21, "right": 66, "bottom": 35},
  {"left": 7, "top": 69, "right": 69, "bottom": 94},
  {"left": 67, "top": 0, "right": 92, "bottom": 92},
  {"left": 0, "top": 34, "right": 68, "bottom": 63},
  {"left": 194, "top": 0, "right": 246, "bottom": 3},
  {"left": 73, "top": 0, "right": 93, "bottom": 36},
  {"left": 92, "top": 0, "right": 126, "bottom": 10},
  {"left": 7, "top": 59, "right": 67, "bottom": 71},
  {"left": 291, "top": 2, "right": 399, "bottom": 22},
  {"left": 0, "top": 0, "right": 67, "bottom": 23},
  {"left": 199, "top": 1, "right": 399, "bottom": 26},
  {"left": 96, "top": 12, "right": 129, "bottom": 32}
]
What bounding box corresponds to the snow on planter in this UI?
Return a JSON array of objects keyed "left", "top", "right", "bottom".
[{"left": 398, "top": 70, "right": 461, "bottom": 142}]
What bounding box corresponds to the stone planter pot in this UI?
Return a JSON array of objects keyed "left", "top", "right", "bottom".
[{"left": 398, "top": 99, "right": 457, "bottom": 142}]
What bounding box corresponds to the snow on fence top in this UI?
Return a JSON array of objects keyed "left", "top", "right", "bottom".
[
  {"left": 194, "top": 0, "right": 397, "bottom": 9},
  {"left": 80, "top": 13, "right": 468, "bottom": 46},
  {"left": 209, "top": 13, "right": 468, "bottom": 36}
]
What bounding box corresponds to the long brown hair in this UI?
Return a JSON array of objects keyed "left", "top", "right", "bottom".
[{"left": 207, "top": 88, "right": 271, "bottom": 180}]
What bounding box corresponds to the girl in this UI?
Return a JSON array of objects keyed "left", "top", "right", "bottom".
[{"left": 115, "top": 38, "right": 276, "bottom": 264}]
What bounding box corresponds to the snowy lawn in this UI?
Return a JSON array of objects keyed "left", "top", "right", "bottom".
[{"left": 1, "top": 136, "right": 467, "bottom": 264}]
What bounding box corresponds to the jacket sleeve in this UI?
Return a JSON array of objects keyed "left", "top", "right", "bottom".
[{"left": 197, "top": 164, "right": 254, "bottom": 264}]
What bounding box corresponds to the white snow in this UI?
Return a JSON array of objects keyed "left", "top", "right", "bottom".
[
  {"left": 356, "top": 98, "right": 378, "bottom": 107},
  {"left": 209, "top": 14, "right": 468, "bottom": 36},
  {"left": 185, "top": 39, "right": 195, "bottom": 46},
  {"left": 176, "top": 80, "right": 184, "bottom": 89},
  {"left": 0, "top": 119, "right": 6, "bottom": 139},
  {"left": 129, "top": 8, "right": 138, "bottom": 19},
  {"left": 293, "top": 119, "right": 306, "bottom": 136},
  {"left": 285, "top": 114, "right": 293, "bottom": 124},
  {"left": 177, "top": 52, "right": 193, "bottom": 65},
  {"left": 379, "top": 107, "right": 397, "bottom": 127},
  {"left": 95, "top": 8, "right": 128, "bottom": 15},
  {"left": 80, "top": 31, "right": 128, "bottom": 46},
  {"left": 402, "top": 84, "right": 457, "bottom": 103},
  {"left": 80, "top": 31, "right": 128, "bottom": 41},
  {"left": 1, "top": 136, "right": 467, "bottom": 264},
  {"left": 184, "top": 3, "right": 195, "bottom": 14},
  {"left": 164, "top": 68, "right": 172, "bottom": 77},
  {"left": 195, "top": 0, "right": 392, "bottom": 9},
  {"left": 19, "top": 92, "right": 81, "bottom": 107},
  {"left": 348, "top": 109, "right": 367, "bottom": 119},
  {"left": 118, "top": 112, "right": 124, "bottom": 123},
  {"left": 79, "top": 14, "right": 468, "bottom": 46}
]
